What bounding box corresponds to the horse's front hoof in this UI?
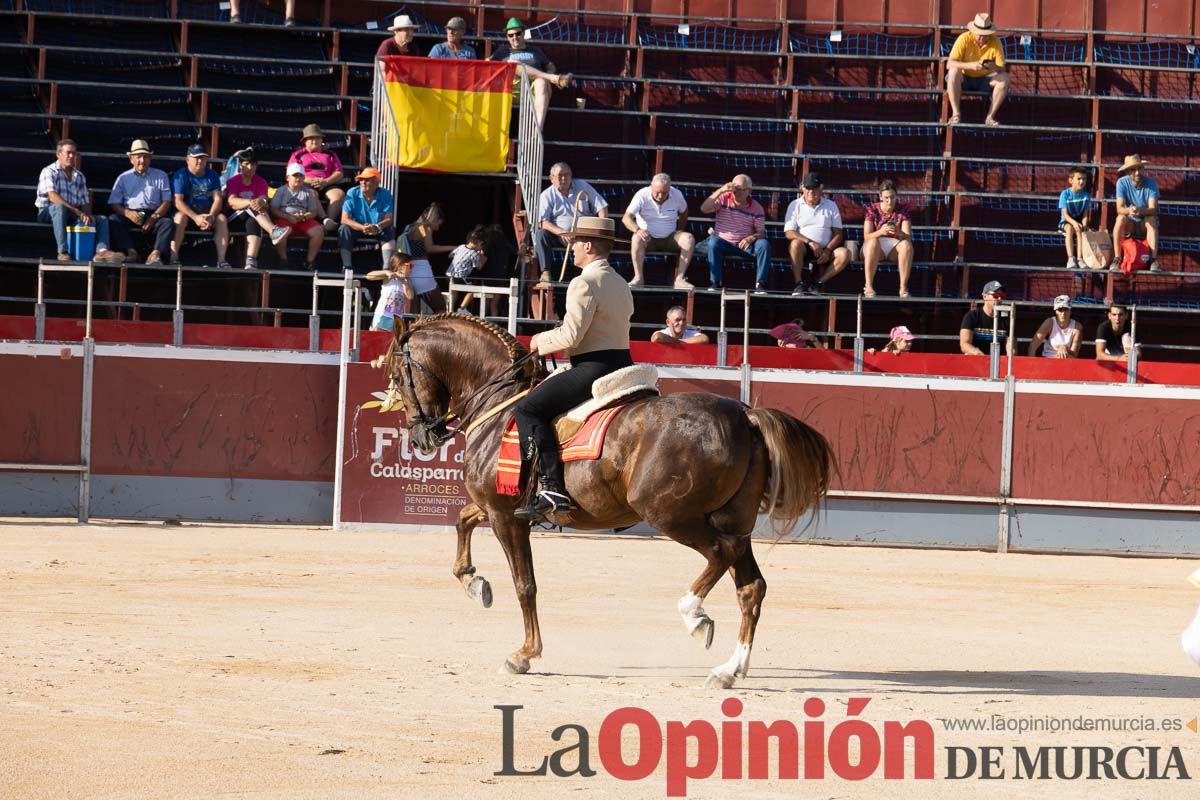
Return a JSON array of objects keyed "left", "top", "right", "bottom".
[
  {"left": 691, "top": 617, "right": 715, "bottom": 650},
  {"left": 704, "top": 668, "right": 737, "bottom": 690},
  {"left": 466, "top": 576, "right": 493, "bottom": 608},
  {"left": 502, "top": 655, "right": 530, "bottom": 674}
]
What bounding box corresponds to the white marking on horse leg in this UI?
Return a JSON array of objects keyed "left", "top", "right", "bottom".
[
  {"left": 678, "top": 591, "right": 709, "bottom": 633},
  {"left": 706, "top": 641, "right": 751, "bottom": 689}
]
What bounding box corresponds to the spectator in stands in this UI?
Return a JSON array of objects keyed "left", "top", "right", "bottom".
[
  {"left": 945, "top": 13, "right": 1008, "bottom": 127},
  {"left": 700, "top": 174, "right": 769, "bottom": 292},
  {"left": 1028, "top": 295, "right": 1082, "bottom": 358},
  {"left": 230, "top": 0, "right": 295, "bottom": 26},
  {"left": 377, "top": 15, "right": 418, "bottom": 57},
  {"left": 108, "top": 139, "right": 174, "bottom": 265},
  {"left": 959, "top": 279, "right": 1012, "bottom": 355},
  {"left": 223, "top": 148, "right": 287, "bottom": 270},
  {"left": 339, "top": 167, "right": 395, "bottom": 273},
  {"left": 367, "top": 253, "right": 416, "bottom": 332},
  {"left": 170, "top": 143, "right": 230, "bottom": 268},
  {"left": 35, "top": 139, "right": 123, "bottom": 263},
  {"left": 868, "top": 325, "right": 916, "bottom": 355},
  {"left": 429, "top": 17, "right": 477, "bottom": 59},
  {"left": 768, "top": 319, "right": 825, "bottom": 349},
  {"left": 784, "top": 173, "right": 850, "bottom": 296},
  {"left": 861, "top": 179, "right": 914, "bottom": 298},
  {"left": 447, "top": 229, "right": 487, "bottom": 314},
  {"left": 535, "top": 162, "right": 607, "bottom": 280},
  {"left": 621, "top": 172, "right": 694, "bottom": 289},
  {"left": 1095, "top": 304, "right": 1138, "bottom": 362},
  {"left": 1058, "top": 166, "right": 1093, "bottom": 269},
  {"left": 289, "top": 124, "right": 345, "bottom": 233},
  {"left": 399, "top": 202, "right": 454, "bottom": 313},
  {"left": 490, "top": 17, "right": 572, "bottom": 129},
  {"left": 1113, "top": 154, "right": 1159, "bottom": 270},
  {"left": 651, "top": 305, "right": 708, "bottom": 345},
  {"left": 270, "top": 162, "right": 326, "bottom": 271}
]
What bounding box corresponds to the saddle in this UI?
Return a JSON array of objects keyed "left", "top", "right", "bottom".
[{"left": 495, "top": 364, "right": 660, "bottom": 496}]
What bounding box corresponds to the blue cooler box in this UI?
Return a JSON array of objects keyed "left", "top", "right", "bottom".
[{"left": 66, "top": 225, "right": 96, "bottom": 261}]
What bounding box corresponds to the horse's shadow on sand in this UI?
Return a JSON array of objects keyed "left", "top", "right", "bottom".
[{"left": 548, "top": 667, "right": 1200, "bottom": 698}]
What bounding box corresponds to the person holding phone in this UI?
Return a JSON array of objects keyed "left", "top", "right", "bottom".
[{"left": 945, "top": 13, "right": 1008, "bottom": 127}]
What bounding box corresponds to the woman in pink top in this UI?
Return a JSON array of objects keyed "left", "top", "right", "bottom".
[
  {"left": 288, "top": 124, "right": 345, "bottom": 233},
  {"left": 223, "top": 148, "right": 287, "bottom": 269}
]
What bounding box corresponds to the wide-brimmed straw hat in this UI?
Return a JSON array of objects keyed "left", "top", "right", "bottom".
[
  {"left": 967, "top": 12, "right": 999, "bottom": 37},
  {"left": 127, "top": 139, "right": 152, "bottom": 155},
  {"left": 1118, "top": 154, "right": 1149, "bottom": 174},
  {"left": 388, "top": 15, "right": 418, "bottom": 31},
  {"left": 571, "top": 216, "right": 615, "bottom": 240}
]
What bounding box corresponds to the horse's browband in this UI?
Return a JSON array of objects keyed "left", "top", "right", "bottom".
[{"left": 462, "top": 389, "right": 531, "bottom": 438}]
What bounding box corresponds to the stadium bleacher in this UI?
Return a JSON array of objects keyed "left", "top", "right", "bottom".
[{"left": 3, "top": 0, "right": 1200, "bottom": 357}]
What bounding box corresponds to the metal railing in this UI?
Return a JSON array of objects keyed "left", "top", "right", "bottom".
[{"left": 515, "top": 68, "right": 545, "bottom": 259}]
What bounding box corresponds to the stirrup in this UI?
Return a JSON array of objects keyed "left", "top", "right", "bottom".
[{"left": 514, "top": 489, "right": 576, "bottom": 522}]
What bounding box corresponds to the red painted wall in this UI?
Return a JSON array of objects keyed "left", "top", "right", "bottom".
[{"left": 0, "top": 353, "right": 83, "bottom": 466}]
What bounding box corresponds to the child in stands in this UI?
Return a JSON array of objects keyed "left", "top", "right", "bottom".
[{"left": 1058, "top": 166, "right": 1092, "bottom": 269}]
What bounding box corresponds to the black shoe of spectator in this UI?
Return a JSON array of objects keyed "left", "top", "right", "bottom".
[
  {"left": 706, "top": 282, "right": 722, "bottom": 292},
  {"left": 305, "top": 261, "right": 317, "bottom": 272},
  {"left": 285, "top": 17, "right": 296, "bottom": 27},
  {"left": 811, "top": 281, "right": 824, "bottom": 295},
  {"left": 792, "top": 282, "right": 805, "bottom": 296},
  {"left": 231, "top": 14, "right": 242, "bottom": 23}
]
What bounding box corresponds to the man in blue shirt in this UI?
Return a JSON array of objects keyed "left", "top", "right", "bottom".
[
  {"left": 338, "top": 167, "right": 395, "bottom": 271},
  {"left": 1112, "top": 154, "right": 1159, "bottom": 269},
  {"left": 108, "top": 139, "right": 175, "bottom": 264},
  {"left": 428, "top": 17, "right": 477, "bottom": 59},
  {"left": 171, "top": 143, "right": 230, "bottom": 268},
  {"left": 535, "top": 161, "right": 607, "bottom": 281}
]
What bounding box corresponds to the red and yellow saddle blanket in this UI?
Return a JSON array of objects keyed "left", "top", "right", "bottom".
[{"left": 496, "top": 404, "right": 629, "bottom": 496}]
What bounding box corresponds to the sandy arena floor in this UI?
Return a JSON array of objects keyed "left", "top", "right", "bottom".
[{"left": 1, "top": 521, "right": 1198, "bottom": 799}]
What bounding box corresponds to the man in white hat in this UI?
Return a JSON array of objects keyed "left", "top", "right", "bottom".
[
  {"left": 1113, "top": 154, "right": 1159, "bottom": 269},
  {"left": 513, "top": 215, "right": 634, "bottom": 522},
  {"left": 945, "top": 12, "right": 1008, "bottom": 127},
  {"left": 108, "top": 139, "right": 174, "bottom": 264},
  {"left": 377, "top": 14, "right": 419, "bottom": 58}
]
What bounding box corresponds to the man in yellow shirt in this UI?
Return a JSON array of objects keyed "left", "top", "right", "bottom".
[{"left": 945, "top": 13, "right": 1008, "bottom": 127}]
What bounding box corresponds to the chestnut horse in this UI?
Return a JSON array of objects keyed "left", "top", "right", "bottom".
[{"left": 386, "top": 313, "right": 833, "bottom": 687}]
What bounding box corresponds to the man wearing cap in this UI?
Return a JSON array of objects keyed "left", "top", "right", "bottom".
[
  {"left": 1113, "top": 154, "right": 1159, "bottom": 269},
  {"left": 945, "top": 13, "right": 1008, "bottom": 127},
  {"left": 377, "top": 14, "right": 418, "bottom": 57},
  {"left": 785, "top": 173, "right": 851, "bottom": 295},
  {"left": 288, "top": 124, "right": 345, "bottom": 233},
  {"left": 490, "top": 17, "right": 572, "bottom": 129},
  {"left": 108, "top": 139, "right": 174, "bottom": 265},
  {"left": 224, "top": 148, "right": 288, "bottom": 270},
  {"left": 338, "top": 167, "right": 395, "bottom": 272},
  {"left": 651, "top": 305, "right": 707, "bottom": 345},
  {"left": 170, "top": 143, "right": 230, "bottom": 268},
  {"left": 959, "top": 280, "right": 1012, "bottom": 355},
  {"left": 35, "top": 139, "right": 123, "bottom": 263},
  {"left": 622, "top": 172, "right": 695, "bottom": 289},
  {"left": 536, "top": 162, "right": 607, "bottom": 280},
  {"left": 270, "top": 162, "right": 326, "bottom": 271},
  {"left": 429, "top": 17, "right": 477, "bottom": 59},
  {"left": 700, "top": 174, "right": 769, "bottom": 291},
  {"left": 1028, "top": 295, "right": 1082, "bottom": 358},
  {"left": 514, "top": 215, "right": 634, "bottom": 522}
]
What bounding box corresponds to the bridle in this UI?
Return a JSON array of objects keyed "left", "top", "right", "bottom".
[{"left": 395, "top": 327, "right": 538, "bottom": 451}]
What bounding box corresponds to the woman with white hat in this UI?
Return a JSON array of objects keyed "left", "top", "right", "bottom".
[{"left": 1028, "top": 295, "right": 1082, "bottom": 359}]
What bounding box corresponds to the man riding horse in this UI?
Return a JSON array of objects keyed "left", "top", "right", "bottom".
[{"left": 513, "top": 216, "right": 634, "bottom": 522}]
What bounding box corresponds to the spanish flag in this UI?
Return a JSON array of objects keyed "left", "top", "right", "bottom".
[{"left": 380, "top": 56, "right": 517, "bottom": 173}]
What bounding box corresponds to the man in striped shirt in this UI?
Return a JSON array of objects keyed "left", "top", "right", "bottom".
[
  {"left": 35, "top": 139, "right": 123, "bottom": 262},
  {"left": 699, "top": 174, "right": 770, "bottom": 292}
]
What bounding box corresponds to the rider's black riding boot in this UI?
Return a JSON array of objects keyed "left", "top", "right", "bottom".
[{"left": 514, "top": 424, "right": 576, "bottom": 522}]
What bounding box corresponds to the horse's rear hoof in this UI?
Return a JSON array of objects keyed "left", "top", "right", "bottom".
[
  {"left": 502, "top": 655, "right": 530, "bottom": 674},
  {"left": 704, "top": 668, "right": 737, "bottom": 689},
  {"left": 692, "top": 617, "right": 715, "bottom": 650},
  {"left": 467, "top": 576, "right": 493, "bottom": 608}
]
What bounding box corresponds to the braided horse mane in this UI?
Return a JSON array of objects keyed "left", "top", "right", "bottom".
[{"left": 382, "top": 312, "right": 532, "bottom": 385}]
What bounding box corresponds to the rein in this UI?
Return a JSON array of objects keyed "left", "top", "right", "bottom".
[{"left": 398, "top": 327, "right": 538, "bottom": 447}]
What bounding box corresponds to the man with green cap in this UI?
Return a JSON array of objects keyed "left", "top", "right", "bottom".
[{"left": 489, "top": 17, "right": 572, "bottom": 129}]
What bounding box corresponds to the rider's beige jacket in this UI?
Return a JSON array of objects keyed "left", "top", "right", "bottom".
[{"left": 536, "top": 259, "right": 634, "bottom": 357}]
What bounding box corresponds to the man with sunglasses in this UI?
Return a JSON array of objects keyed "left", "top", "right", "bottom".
[
  {"left": 959, "top": 280, "right": 1012, "bottom": 355},
  {"left": 490, "top": 17, "right": 572, "bottom": 129},
  {"left": 338, "top": 167, "right": 395, "bottom": 272}
]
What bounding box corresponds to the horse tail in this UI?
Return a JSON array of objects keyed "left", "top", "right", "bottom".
[{"left": 744, "top": 407, "right": 835, "bottom": 536}]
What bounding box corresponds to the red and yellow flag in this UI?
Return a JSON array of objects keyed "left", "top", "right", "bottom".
[{"left": 379, "top": 56, "right": 516, "bottom": 173}]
